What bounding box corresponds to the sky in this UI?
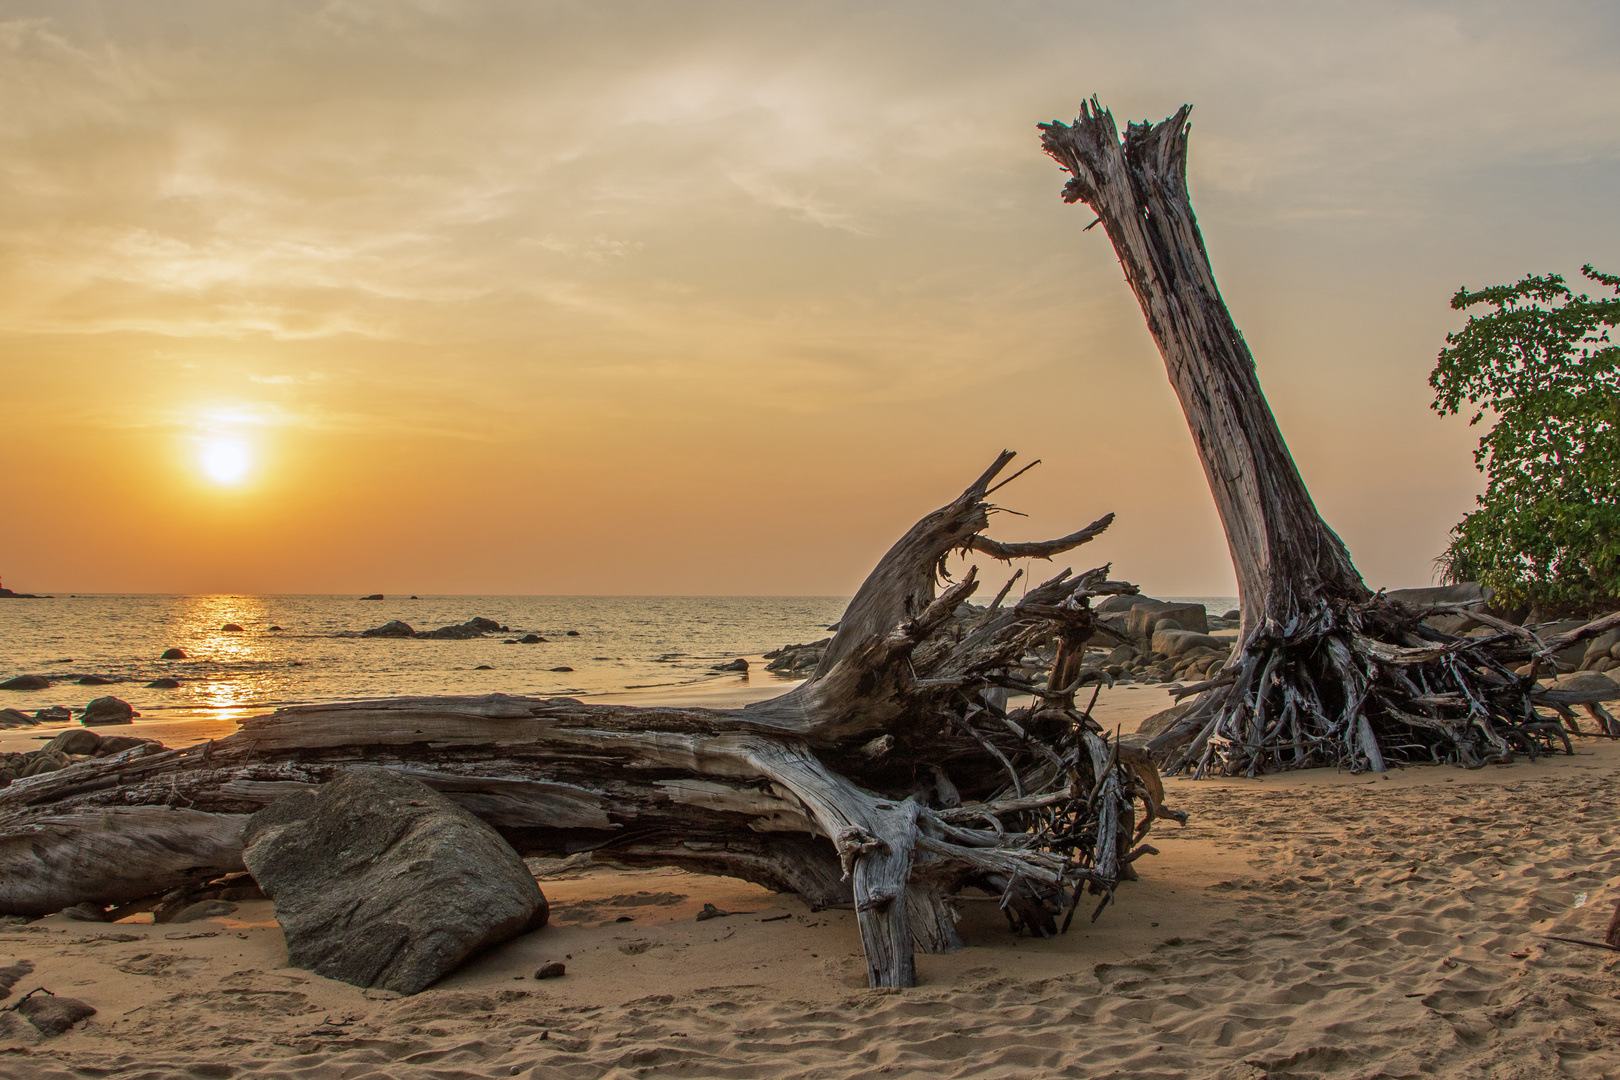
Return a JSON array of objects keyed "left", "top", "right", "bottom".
[{"left": 2, "top": 0, "right": 1618, "bottom": 597}]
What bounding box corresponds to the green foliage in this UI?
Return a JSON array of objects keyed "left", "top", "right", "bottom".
[{"left": 1430, "top": 266, "right": 1620, "bottom": 613}]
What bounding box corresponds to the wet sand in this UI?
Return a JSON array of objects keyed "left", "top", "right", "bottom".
[{"left": 2, "top": 690, "right": 1617, "bottom": 1077}]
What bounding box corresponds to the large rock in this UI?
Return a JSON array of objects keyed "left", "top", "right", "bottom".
[
  {"left": 242, "top": 768, "right": 548, "bottom": 995},
  {"left": 0, "top": 675, "right": 49, "bottom": 691},
  {"left": 0, "top": 709, "right": 36, "bottom": 729},
  {"left": 44, "top": 729, "right": 101, "bottom": 755},
  {"left": 1534, "top": 620, "right": 1594, "bottom": 671},
  {"left": 1387, "top": 583, "right": 1494, "bottom": 608},
  {"left": 415, "top": 617, "right": 505, "bottom": 640},
  {"left": 1151, "top": 629, "right": 1229, "bottom": 660},
  {"left": 1580, "top": 626, "right": 1620, "bottom": 670},
  {"left": 80, "top": 697, "right": 135, "bottom": 726},
  {"left": 1128, "top": 602, "right": 1208, "bottom": 640},
  {"left": 360, "top": 620, "right": 416, "bottom": 638}
]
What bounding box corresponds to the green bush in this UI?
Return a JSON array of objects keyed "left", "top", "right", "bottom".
[{"left": 1430, "top": 266, "right": 1620, "bottom": 614}]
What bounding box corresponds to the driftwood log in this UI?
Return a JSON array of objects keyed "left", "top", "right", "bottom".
[
  {"left": 0, "top": 452, "right": 1182, "bottom": 988},
  {"left": 1040, "top": 100, "right": 1620, "bottom": 776}
]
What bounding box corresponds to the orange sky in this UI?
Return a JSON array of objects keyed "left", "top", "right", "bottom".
[{"left": 2, "top": 2, "right": 1618, "bottom": 597}]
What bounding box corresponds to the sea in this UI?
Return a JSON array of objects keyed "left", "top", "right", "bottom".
[{"left": 0, "top": 593, "right": 1238, "bottom": 724}]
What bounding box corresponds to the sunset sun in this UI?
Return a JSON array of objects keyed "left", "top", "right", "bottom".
[{"left": 199, "top": 439, "right": 252, "bottom": 485}]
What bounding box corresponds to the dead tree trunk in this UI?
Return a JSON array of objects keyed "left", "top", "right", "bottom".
[
  {"left": 0, "top": 453, "right": 1179, "bottom": 988},
  {"left": 1041, "top": 101, "right": 1620, "bottom": 775}
]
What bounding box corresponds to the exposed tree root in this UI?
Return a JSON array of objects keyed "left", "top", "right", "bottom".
[{"left": 0, "top": 452, "right": 1183, "bottom": 988}]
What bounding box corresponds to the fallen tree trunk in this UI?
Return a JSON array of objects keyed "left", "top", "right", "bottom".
[
  {"left": 1040, "top": 101, "right": 1620, "bottom": 775},
  {"left": 0, "top": 452, "right": 1181, "bottom": 988}
]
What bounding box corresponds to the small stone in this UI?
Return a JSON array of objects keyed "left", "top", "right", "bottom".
[
  {"left": 145, "top": 678, "right": 181, "bottom": 689},
  {"left": 565, "top": 630, "right": 580, "bottom": 636},
  {"left": 549, "top": 666, "right": 574, "bottom": 673},
  {"left": 221, "top": 623, "right": 245, "bottom": 632},
  {"left": 360, "top": 594, "right": 384, "bottom": 600},
  {"left": 518, "top": 634, "right": 547, "bottom": 644},
  {"left": 268, "top": 626, "right": 283, "bottom": 632},
  {"left": 76, "top": 675, "right": 114, "bottom": 685},
  {"left": 711, "top": 658, "right": 748, "bottom": 672},
  {"left": 160, "top": 648, "right": 187, "bottom": 660},
  {"left": 60, "top": 903, "right": 109, "bottom": 922},
  {"left": 34, "top": 706, "right": 71, "bottom": 722},
  {"left": 695, "top": 903, "right": 731, "bottom": 921},
  {"left": 534, "top": 962, "right": 566, "bottom": 979},
  {"left": 475, "top": 665, "right": 494, "bottom": 671}
]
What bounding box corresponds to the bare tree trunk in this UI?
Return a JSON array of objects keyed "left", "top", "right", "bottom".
[
  {"left": 1041, "top": 101, "right": 1617, "bottom": 776},
  {"left": 0, "top": 453, "right": 1178, "bottom": 988}
]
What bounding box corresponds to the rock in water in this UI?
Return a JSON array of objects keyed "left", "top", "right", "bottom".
[
  {"left": 360, "top": 620, "right": 416, "bottom": 638},
  {"left": 0, "top": 709, "right": 37, "bottom": 728},
  {"left": 221, "top": 623, "right": 245, "bottom": 632},
  {"left": 80, "top": 697, "right": 135, "bottom": 726},
  {"left": 242, "top": 768, "right": 548, "bottom": 995},
  {"left": 160, "top": 648, "right": 187, "bottom": 660},
  {"left": 0, "top": 675, "right": 50, "bottom": 691}
]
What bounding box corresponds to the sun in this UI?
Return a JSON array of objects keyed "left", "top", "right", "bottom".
[{"left": 199, "top": 439, "right": 252, "bottom": 484}]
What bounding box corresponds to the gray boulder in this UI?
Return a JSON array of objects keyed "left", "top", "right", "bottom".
[
  {"left": 242, "top": 768, "right": 548, "bottom": 995},
  {"left": 1151, "top": 629, "right": 1229, "bottom": 660},
  {"left": 1580, "top": 626, "right": 1620, "bottom": 670},
  {"left": 80, "top": 697, "right": 135, "bottom": 726},
  {"left": 1127, "top": 602, "right": 1208, "bottom": 640},
  {"left": 1386, "top": 583, "right": 1493, "bottom": 608},
  {"left": 0, "top": 709, "right": 36, "bottom": 728},
  {"left": 44, "top": 729, "right": 100, "bottom": 755}
]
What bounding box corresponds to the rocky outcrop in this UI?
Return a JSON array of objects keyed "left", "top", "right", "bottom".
[
  {"left": 417, "top": 617, "right": 507, "bottom": 640},
  {"left": 361, "top": 617, "right": 510, "bottom": 640},
  {"left": 80, "top": 697, "right": 136, "bottom": 726},
  {"left": 764, "top": 639, "right": 830, "bottom": 675},
  {"left": 242, "top": 768, "right": 548, "bottom": 995}
]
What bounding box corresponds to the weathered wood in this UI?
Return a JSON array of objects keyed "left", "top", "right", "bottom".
[
  {"left": 1042, "top": 101, "right": 1613, "bottom": 775},
  {"left": 0, "top": 454, "right": 1179, "bottom": 988}
]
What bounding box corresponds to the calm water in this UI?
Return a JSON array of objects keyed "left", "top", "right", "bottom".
[
  {"left": 0, "top": 595, "right": 849, "bottom": 722},
  {"left": 0, "top": 592, "right": 1236, "bottom": 724}
]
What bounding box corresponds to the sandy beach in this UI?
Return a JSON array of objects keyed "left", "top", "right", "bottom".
[{"left": 2, "top": 686, "right": 1615, "bottom": 1079}]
